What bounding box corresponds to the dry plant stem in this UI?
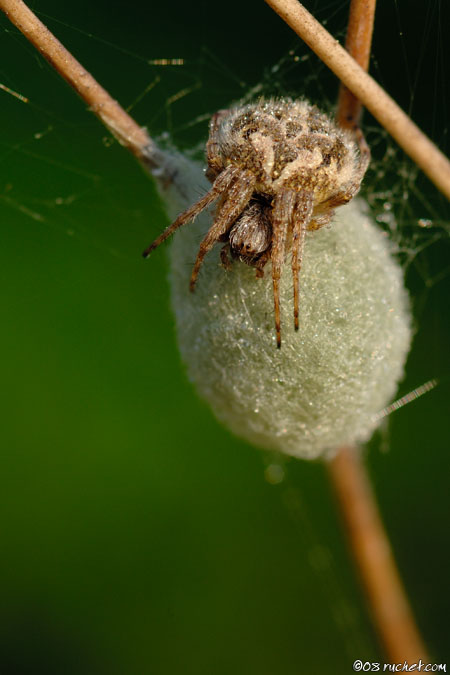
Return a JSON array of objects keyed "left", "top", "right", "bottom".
[
  {"left": 337, "top": 0, "right": 376, "bottom": 129},
  {"left": 264, "top": 0, "right": 450, "bottom": 201},
  {"left": 3, "top": 1, "right": 449, "bottom": 200},
  {"left": 0, "top": 0, "right": 159, "bottom": 168},
  {"left": 328, "top": 447, "right": 429, "bottom": 662},
  {"left": 330, "top": 0, "right": 428, "bottom": 662}
]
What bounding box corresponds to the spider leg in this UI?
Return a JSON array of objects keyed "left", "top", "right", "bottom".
[
  {"left": 271, "top": 189, "right": 297, "bottom": 348},
  {"left": 307, "top": 212, "right": 333, "bottom": 232},
  {"left": 142, "top": 165, "right": 240, "bottom": 258},
  {"left": 318, "top": 128, "right": 371, "bottom": 212},
  {"left": 254, "top": 249, "right": 271, "bottom": 278},
  {"left": 205, "top": 109, "right": 230, "bottom": 182},
  {"left": 320, "top": 185, "right": 357, "bottom": 211},
  {"left": 291, "top": 191, "right": 314, "bottom": 331},
  {"left": 189, "top": 171, "right": 256, "bottom": 291},
  {"left": 220, "top": 244, "right": 232, "bottom": 271}
]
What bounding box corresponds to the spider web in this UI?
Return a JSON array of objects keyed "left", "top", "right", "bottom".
[{"left": 0, "top": 1, "right": 448, "bottom": 673}]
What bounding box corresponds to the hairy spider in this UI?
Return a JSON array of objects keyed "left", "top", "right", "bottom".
[{"left": 143, "top": 99, "right": 370, "bottom": 347}]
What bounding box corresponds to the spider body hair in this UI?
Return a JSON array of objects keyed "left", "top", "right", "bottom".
[{"left": 144, "top": 99, "right": 370, "bottom": 347}]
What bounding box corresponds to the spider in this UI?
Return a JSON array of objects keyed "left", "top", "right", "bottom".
[{"left": 143, "top": 99, "right": 370, "bottom": 347}]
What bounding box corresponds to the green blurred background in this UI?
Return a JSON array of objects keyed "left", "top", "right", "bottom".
[{"left": 0, "top": 1, "right": 449, "bottom": 673}]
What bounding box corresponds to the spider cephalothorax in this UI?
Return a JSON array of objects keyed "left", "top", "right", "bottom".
[{"left": 144, "top": 99, "right": 370, "bottom": 347}]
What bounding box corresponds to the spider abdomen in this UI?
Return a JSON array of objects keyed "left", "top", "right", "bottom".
[{"left": 214, "top": 100, "right": 359, "bottom": 202}]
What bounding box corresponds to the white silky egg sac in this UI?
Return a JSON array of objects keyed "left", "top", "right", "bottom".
[{"left": 156, "top": 153, "right": 412, "bottom": 460}]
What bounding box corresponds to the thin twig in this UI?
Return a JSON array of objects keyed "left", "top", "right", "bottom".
[
  {"left": 336, "top": 0, "right": 376, "bottom": 129},
  {"left": 327, "top": 0, "right": 429, "bottom": 661},
  {"left": 264, "top": 0, "right": 450, "bottom": 201},
  {"left": 0, "top": 0, "right": 159, "bottom": 169},
  {"left": 328, "top": 447, "right": 429, "bottom": 662}
]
